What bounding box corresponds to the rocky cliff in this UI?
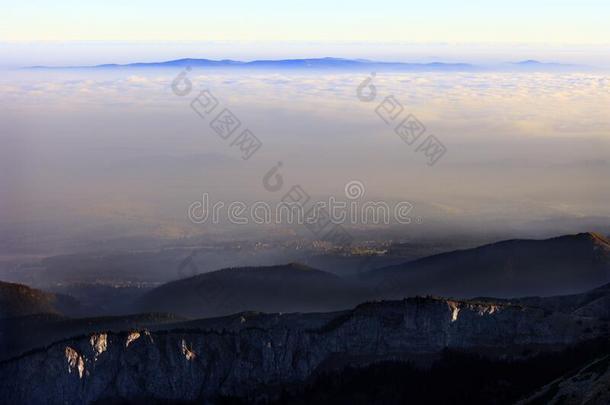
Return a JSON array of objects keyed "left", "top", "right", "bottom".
[{"left": 1, "top": 296, "right": 607, "bottom": 404}]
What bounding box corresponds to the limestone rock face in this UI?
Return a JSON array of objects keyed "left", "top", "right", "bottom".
[{"left": 1, "top": 297, "right": 607, "bottom": 404}]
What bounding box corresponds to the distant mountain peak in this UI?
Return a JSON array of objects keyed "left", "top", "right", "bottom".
[
  {"left": 284, "top": 262, "right": 317, "bottom": 270},
  {"left": 581, "top": 231, "right": 610, "bottom": 245},
  {"left": 137, "top": 262, "right": 351, "bottom": 318},
  {"left": 561, "top": 232, "right": 610, "bottom": 246}
]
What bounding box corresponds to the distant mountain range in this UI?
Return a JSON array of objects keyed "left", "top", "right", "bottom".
[
  {"left": 27, "top": 57, "right": 587, "bottom": 72},
  {"left": 135, "top": 232, "right": 610, "bottom": 318}
]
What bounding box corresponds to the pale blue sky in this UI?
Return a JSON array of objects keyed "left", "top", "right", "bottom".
[{"left": 2, "top": 0, "right": 609, "bottom": 44}]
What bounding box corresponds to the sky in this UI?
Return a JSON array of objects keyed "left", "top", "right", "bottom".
[
  {"left": 2, "top": 1, "right": 610, "bottom": 68},
  {"left": 2, "top": 0, "right": 609, "bottom": 44}
]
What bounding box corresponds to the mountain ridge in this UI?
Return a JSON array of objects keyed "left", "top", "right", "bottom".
[
  {"left": 379, "top": 232, "right": 610, "bottom": 269},
  {"left": 0, "top": 281, "right": 80, "bottom": 319},
  {"left": 136, "top": 262, "right": 358, "bottom": 318},
  {"left": 362, "top": 232, "right": 610, "bottom": 299},
  {"left": 25, "top": 57, "right": 586, "bottom": 72}
]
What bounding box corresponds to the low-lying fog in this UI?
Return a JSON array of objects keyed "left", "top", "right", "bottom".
[{"left": 1, "top": 66, "right": 609, "bottom": 256}]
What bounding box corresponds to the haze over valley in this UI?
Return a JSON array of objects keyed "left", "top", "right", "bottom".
[{"left": 2, "top": 2, "right": 610, "bottom": 402}]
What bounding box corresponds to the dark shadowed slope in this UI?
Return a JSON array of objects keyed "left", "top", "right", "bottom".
[
  {"left": 517, "top": 353, "right": 610, "bottom": 405},
  {"left": 0, "top": 312, "right": 184, "bottom": 362},
  {"left": 137, "top": 233, "right": 610, "bottom": 318},
  {"left": 0, "top": 281, "right": 79, "bottom": 318},
  {"left": 136, "top": 263, "right": 363, "bottom": 318},
  {"left": 488, "top": 281, "right": 610, "bottom": 320},
  {"left": 361, "top": 232, "right": 610, "bottom": 299}
]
